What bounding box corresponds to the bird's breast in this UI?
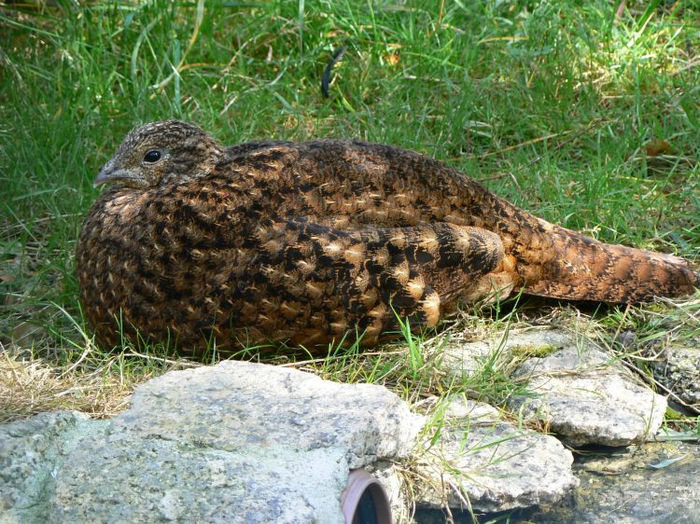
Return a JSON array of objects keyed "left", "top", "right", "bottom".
[{"left": 95, "top": 190, "right": 151, "bottom": 228}]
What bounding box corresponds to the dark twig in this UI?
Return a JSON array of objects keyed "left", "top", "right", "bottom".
[{"left": 321, "top": 45, "right": 347, "bottom": 98}]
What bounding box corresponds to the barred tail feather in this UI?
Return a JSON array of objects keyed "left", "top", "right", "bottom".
[{"left": 523, "top": 228, "right": 699, "bottom": 303}]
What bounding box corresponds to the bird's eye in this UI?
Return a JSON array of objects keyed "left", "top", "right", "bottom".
[{"left": 143, "top": 150, "right": 162, "bottom": 163}]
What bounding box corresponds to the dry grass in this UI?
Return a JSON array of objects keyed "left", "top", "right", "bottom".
[
  {"left": 1, "top": 349, "right": 130, "bottom": 422},
  {"left": 0, "top": 343, "right": 202, "bottom": 423}
]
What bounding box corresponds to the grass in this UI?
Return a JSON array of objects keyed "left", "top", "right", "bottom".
[{"left": 1, "top": 0, "right": 698, "bottom": 443}]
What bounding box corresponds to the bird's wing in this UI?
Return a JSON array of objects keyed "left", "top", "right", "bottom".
[{"left": 247, "top": 217, "right": 508, "bottom": 346}]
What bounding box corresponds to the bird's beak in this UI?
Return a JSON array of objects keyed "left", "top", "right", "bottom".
[
  {"left": 93, "top": 158, "right": 116, "bottom": 187},
  {"left": 93, "top": 168, "right": 111, "bottom": 187},
  {"left": 93, "top": 164, "right": 148, "bottom": 189}
]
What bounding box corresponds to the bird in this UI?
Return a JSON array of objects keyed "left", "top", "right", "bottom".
[{"left": 76, "top": 120, "right": 699, "bottom": 354}]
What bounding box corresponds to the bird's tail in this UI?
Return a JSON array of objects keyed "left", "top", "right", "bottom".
[{"left": 520, "top": 225, "right": 699, "bottom": 303}]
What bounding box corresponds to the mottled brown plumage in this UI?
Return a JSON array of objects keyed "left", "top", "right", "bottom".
[{"left": 76, "top": 121, "right": 699, "bottom": 353}]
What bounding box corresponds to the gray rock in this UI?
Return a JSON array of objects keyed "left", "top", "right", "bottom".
[
  {"left": 111, "top": 360, "right": 423, "bottom": 469},
  {"left": 51, "top": 434, "right": 348, "bottom": 524},
  {"left": 528, "top": 441, "right": 700, "bottom": 523},
  {"left": 0, "top": 361, "right": 424, "bottom": 524},
  {"left": 440, "top": 327, "right": 574, "bottom": 378},
  {"left": 412, "top": 397, "right": 578, "bottom": 513},
  {"left": 651, "top": 344, "right": 700, "bottom": 411},
  {"left": 0, "top": 411, "right": 95, "bottom": 524},
  {"left": 509, "top": 343, "right": 667, "bottom": 447}
]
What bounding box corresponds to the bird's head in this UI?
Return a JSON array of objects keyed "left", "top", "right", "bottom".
[{"left": 94, "top": 120, "right": 224, "bottom": 189}]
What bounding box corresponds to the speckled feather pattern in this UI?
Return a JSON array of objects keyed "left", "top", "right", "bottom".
[{"left": 76, "top": 121, "right": 699, "bottom": 353}]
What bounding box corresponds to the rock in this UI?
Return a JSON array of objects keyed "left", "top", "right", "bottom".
[
  {"left": 111, "top": 360, "right": 423, "bottom": 469},
  {"left": 52, "top": 433, "right": 348, "bottom": 524},
  {"left": 0, "top": 361, "right": 424, "bottom": 524},
  {"left": 411, "top": 396, "right": 578, "bottom": 513},
  {"left": 650, "top": 344, "right": 700, "bottom": 411},
  {"left": 0, "top": 411, "right": 94, "bottom": 524},
  {"left": 440, "top": 327, "right": 667, "bottom": 446},
  {"left": 526, "top": 441, "right": 700, "bottom": 523},
  {"left": 439, "top": 327, "right": 574, "bottom": 378},
  {"left": 508, "top": 343, "right": 667, "bottom": 447}
]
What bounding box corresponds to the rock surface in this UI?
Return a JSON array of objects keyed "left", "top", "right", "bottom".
[
  {"left": 110, "top": 360, "right": 423, "bottom": 469},
  {"left": 506, "top": 334, "right": 667, "bottom": 447},
  {"left": 650, "top": 343, "right": 700, "bottom": 412},
  {"left": 411, "top": 396, "right": 578, "bottom": 513},
  {"left": 527, "top": 441, "right": 700, "bottom": 523},
  {"left": 441, "top": 327, "right": 668, "bottom": 446},
  {"left": 0, "top": 411, "right": 95, "bottom": 524},
  {"left": 417, "top": 441, "right": 700, "bottom": 524},
  {"left": 439, "top": 328, "right": 574, "bottom": 378},
  {"left": 0, "top": 361, "right": 424, "bottom": 524}
]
